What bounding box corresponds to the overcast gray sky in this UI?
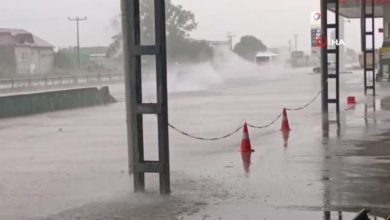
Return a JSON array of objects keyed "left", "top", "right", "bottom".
[
  {"left": 0, "top": 0, "right": 381, "bottom": 52},
  {"left": 0, "top": 0, "right": 119, "bottom": 48}
]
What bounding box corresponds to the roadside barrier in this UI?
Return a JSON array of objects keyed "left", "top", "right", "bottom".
[
  {"left": 0, "top": 86, "right": 116, "bottom": 118},
  {"left": 168, "top": 122, "right": 243, "bottom": 141},
  {"left": 169, "top": 86, "right": 324, "bottom": 141},
  {"left": 247, "top": 113, "right": 282, "bottom": 129},
  {"left": 286, "top": 89, "right": 323, "bottom": 111},
  {"left": 168, "top": 81, "right": 362, "bottom": 141},
  {"left": 240, "top": 123, "right": 254, "bottom": 152},
  {"left": 0, "top": 73, "right": 123, "bottom": 91}
]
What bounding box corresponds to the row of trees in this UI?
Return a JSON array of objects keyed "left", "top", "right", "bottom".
[
  {"left": 55, "top": 1, "right": 267, "bottom": 72},
  {"left": 107, "top": 0, "right": 213, "bottom": 64},
  {"left": 233, "top": 36, "right": 267, "bottom": 61},
  {"left": 107, "top": 0, "right": 267, "bottom": 64},
  {"left": 53, "top": 47, "right": 110, "bottom": 73}
]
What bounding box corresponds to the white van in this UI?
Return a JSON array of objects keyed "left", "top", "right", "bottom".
[{"left": 255, "top": 51, "right": 278, "bottom": 65}]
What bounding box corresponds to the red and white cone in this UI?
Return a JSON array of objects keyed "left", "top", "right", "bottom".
[
  {"left": 281, "top": 108, "right": 291, "bottom": 131},
  {"left": 240, "top": 122, "right": 254, "bottom": 153}
]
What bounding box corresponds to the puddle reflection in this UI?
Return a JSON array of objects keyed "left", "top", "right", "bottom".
[
  {"left": 322, "top": 113, "right": 341, "bottom": 139},
  {"left": 281, "top": 130, "right": 290, "bottom": 148},
  {"left": 381, "top": 96, "right": 390, "bottom": 111},
  {"left": 241, "top": 152, "right": 252, "bottom": 176},
  {"left": 365, "top": 97, "right": 377, "bottom": 127}
]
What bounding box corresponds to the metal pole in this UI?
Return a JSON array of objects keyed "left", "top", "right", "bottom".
[
  {"left": 121, "top": 0, "right": 133, "bottom": 175},
  {"left": 155, "top": 0, "right": 171, "bottom": 195},
  {"left": 338, "top": 211, "right": 343, "bottom": 220},
  {"left": 121, "top": 0, "right": 145, "bottom": 192},
  {"left": 77, "top": 19, "right": 80, "bottom": 68},
  {"left": 68, "top": 17, "right": 87, "bottom": 69},
  {"left": 361, "top": 0, "right": 368, "bottom": 95},
  {"left": 227, "top": 32, "right": 234, "bottom": 51},
  {"left": 122, "top": 0, "right": 170, "bottom": 195},
  {"left": 321, "top": 0, "right": 329, "bottom": 120},
  {"left": 294, "top": 34, "right": 298, "bottom": 50},
  {"left": 371, "top": 0, "right": 376, "bottom": 96},
  {"left": 335, "top": 0, "right": 340, "bottom": 115},
  {"left": 324, "top": 211, "right": 331, "bottom": 220}
]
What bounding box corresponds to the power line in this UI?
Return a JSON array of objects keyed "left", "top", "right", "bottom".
[
  {"left": 294, "top": 34, "right": 298, "bottom": 51},
  {"left": 68, "top": 16, "right": 87, "bottom": 68}
]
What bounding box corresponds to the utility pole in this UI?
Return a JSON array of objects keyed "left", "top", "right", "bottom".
[
  {"left": 227, "top": 32, "right": 235, "bottom": 51},
  {"left": 68, "top": 16, "right": 87, "bottom": 68},
  {"left": 294, "top": 34, "right": 298, "bottom": 51}
]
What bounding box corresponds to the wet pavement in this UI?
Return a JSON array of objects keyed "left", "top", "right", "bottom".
[{"left": 1, "top": 63, "right": 390, "bottom": 219}]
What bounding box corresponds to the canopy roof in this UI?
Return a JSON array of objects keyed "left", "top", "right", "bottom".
[{"left": 328, "top": 0, "right": 386, "bottom": 18}]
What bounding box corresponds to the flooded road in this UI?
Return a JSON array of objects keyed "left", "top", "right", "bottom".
[{"left": 1, "top": 64, "right": 390, "bottom": 219}]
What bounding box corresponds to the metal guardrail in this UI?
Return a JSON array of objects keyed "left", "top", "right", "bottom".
[{"left": 0, "top": 73, "right": 123, "bottom": 91}]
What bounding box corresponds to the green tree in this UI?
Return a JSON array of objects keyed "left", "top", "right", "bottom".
[
  {"left": 53, "top": 49, "right": 76, "bottom": 70},
  {"left": 233, "top": 35, "right": 267, "bottom": 61},
  {"left": 107, "top": 34, "right": 122, "bottom": 58},
  {"left": 108, "top": 0, "right": 213, "bottom": 63}
]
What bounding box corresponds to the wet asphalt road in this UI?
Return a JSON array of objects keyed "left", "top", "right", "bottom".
[{"left": 1, "top": 65, "right": 390, "bottom": 219}]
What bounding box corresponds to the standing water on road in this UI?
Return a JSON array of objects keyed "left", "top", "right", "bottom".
[{"left": 1, "top": 0, "right": 390, "bottom": 219}]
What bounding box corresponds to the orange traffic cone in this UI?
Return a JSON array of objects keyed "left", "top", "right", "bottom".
[
  {"left": 240, "top": 122, "right": 254, "bottom": 153},
  {"left": 281, "top": 108, "right": 291, "bottom": 131}
]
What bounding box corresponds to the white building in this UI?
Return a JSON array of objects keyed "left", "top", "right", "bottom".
[{"left": 0, "top": 28, "right": 54, "bottom": 76}]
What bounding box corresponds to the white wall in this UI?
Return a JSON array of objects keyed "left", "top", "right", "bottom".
[{"left": 15, "top": 46, "right": 53, "bottom": 75}]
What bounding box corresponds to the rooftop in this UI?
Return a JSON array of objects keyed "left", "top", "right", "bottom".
[{"left": 0, "top": 28, "right": 53, "bottom": 48}]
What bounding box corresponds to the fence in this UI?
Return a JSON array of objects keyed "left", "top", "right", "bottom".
[{"left": 0, "top": 73, "right": 124, "bottom": 91}]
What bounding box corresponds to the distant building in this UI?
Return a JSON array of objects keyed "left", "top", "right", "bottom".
[
  {"left": 0, "top": 28, "right": 54, "bottom": 76},
  {"left": 81, "top": 47, "right": 109, "bottom": 66},
  {"left": 190, "top": 38, "right": 230, "bottom": 49},
  {"left": 82, "top": 47, "right": 118, "bottom": 71},
  {"left": 208, "top": 40, "right": 230, "bottom": 48}
]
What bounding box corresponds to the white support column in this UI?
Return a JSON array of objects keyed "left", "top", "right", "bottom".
[{"left": 339, "top": 16, "right": 346, "bottom": 72}]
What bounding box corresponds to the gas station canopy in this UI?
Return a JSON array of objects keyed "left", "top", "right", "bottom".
[{"left": 328, "top": 0, "right": 386, "bottom": 18}]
